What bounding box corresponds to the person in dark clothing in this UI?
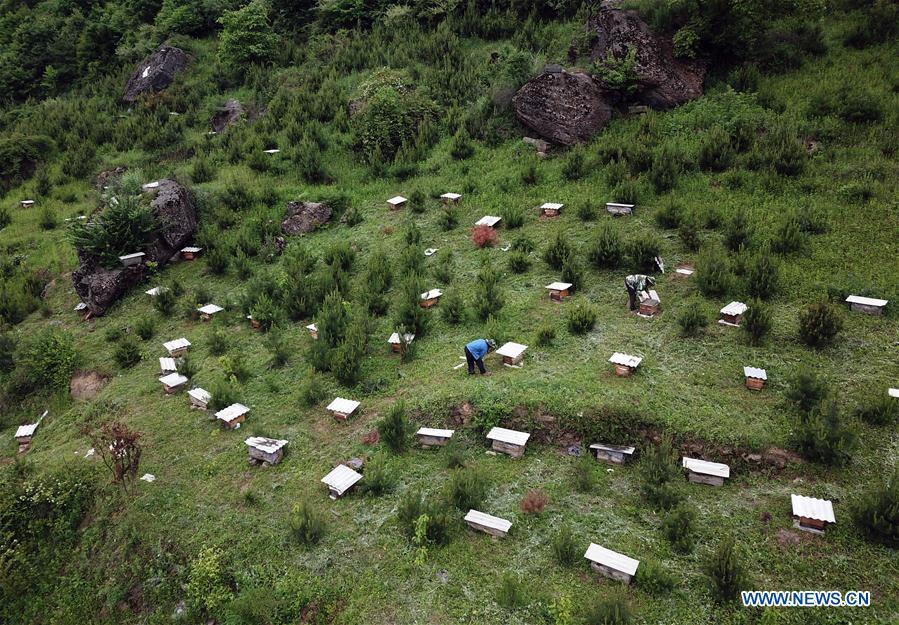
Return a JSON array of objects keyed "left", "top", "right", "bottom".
[
  {"left": 464, "top": 338, "right": 496, "bottom": 374},
  {"left": 625, "top": 274, "right": 655, "bottom": 311}
]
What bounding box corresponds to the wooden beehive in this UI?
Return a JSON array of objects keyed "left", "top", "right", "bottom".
[
  {"left": 180, "top": 246, "right": 202, "bottom": 261},
  {"left": 387, "top": 195, "right": 407, "bottom": 210},
  {"left": 540, "top": 202, "right": 564, "bottom": 217},
  {"left": 719, "top": 301, "right": 748, "bottom": 327},
  {"left": 486, "top": 427, "right": 530, "bottom": 458},
  {"left": 326, "top": 397, "right": 360, "bottom": 422},
  {"left": 440, "top": 192, "right": 462, "bottom": 205},
  {"left": 845, "top": 295, "right": 888, "bottom": 316},
  {"left": 20, "top": 199, "right": 35, "bottom": 209},
  {"left": 163, "top": 338, "right": 191, "bottom": 358},
  {"left": 119, "top": 252, "right": 146, "bottom": 267},
  {"left": 744, "top": 366, "right": 767, "bottom": 390},
  {"left": 638, "top": 289, "right": 661, "bottom": 316},
  {"left": 590, "top": 443, "right": 636, "bottom": 465},
  {"left": 606, "top": 202, "right": 634, "bottom": 216},
  {"left": 464, "top": 509, "right": 512, "bottom": 538},
  {"left": 215, "top": 403, "right": 249, "bottom": 429},
  {"left": 247, "top": 315, "right": 260, "bottom": 329},
  {"left": 584, "top": 543, "right": 639, "bottom": 584},
  {"left": 245, "top": 437, "right": 288, "bottom": 466},
  {"left": 416, "top": 427, "right": 455, "bottom": 448},
  {"left": 495, "top": 342, "right": 527, "bottom": 367},
  {"left": 188, "top": 387, "right": 211, "bottom": 410},
  {"left": 419, "top": 289, "right": 443, "bottom": 308},
  {"left": 15, "top": 423, "right": 38, "bottom": 453},
  {"left": 608, "top": 352, "right": 642, "bottom": 377},
  {"left": 306, "top": 323, "right": 318, "bottom": 339},
  {"left": 321, "top": 464, "right": 363, "bottom": 499},
  {"left": 682, "top": 457, "right": 730, "bottom": 487},
  {"left": 387, "top": 332, "right": 414, "bottom": 353},
  {"left": 791, "top": 494, "right": 835, "bottom": 534},
  {"left": 545, "top": 282, "right": 572, "bottom": 301},
  {"left": 159, "top": 373, "right": 188, "bottom": 394},
  {"left": 197, "top": 304, "right": 223, "bottom": 321}
]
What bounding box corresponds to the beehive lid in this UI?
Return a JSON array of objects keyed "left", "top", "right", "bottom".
[
  {"left": 590, "top": 443, "right": 636, "bottom": 455},
  {"left": 388, "top": 332, "right": 415, "bottom": 345},
  {"left": 417, "top": 427, "right": 455, "bottom": 438},
  {"left": 306, "top": 323, "right": 317, "bottom": 331},
  {"left": 889, "top": 388, "right": 899, "bottom": 398},
  {"left": 541, "top": 202, "right": 564, "bottom": 210},
  {"left": 584, "top": 543, "right": 640, "bottom": 576},
  {"left": 163, "top": 338, "right": 191, "bottom": 352},
  {"left": 215, "top": 403, "right": 249, "bottom": 422},
  {"left": 15, "top": 423, "right": 38, "bottom": 438},
  {"left": 74, "top": 302, "right": 88, "bottom": 311},
  {"left": 609, "top": 352, "right": 642, "bottom": 368},
  {"left": 159, "top": 357, "right": 177, "bottom": 372},
  {"left": 263, "top": 149, "right": 281, "bottom": 154},
  {"left": 720, "top": 301, "right": 748, "bottom": 316},
  {"left": 245, "top": 437, "right": 288, "bottom": 454},
  {"left": 496, "top": 342, "right": 527, "bottom": 359},
  {"left": 846, "top": 295, "right": 888, "bottom": 307},
  {"left": 464, "top": 509, "right": 512, "bottom": 532},
  {"left": 420, "top": 289, "right": 443, "bottom": 300},
  {"left": 441, "top": 192, "right": 462, "bottom": 200},
  {"left": 119, "top": 252, "right": 146, "bottom": 261},
  {"left": 159, "top": 373, "right": 188, "bottom": 387},
  {"left": 387, "top": 195, "right": 407, "bottom": 205},
  {"left": 744, "top": 366, "right": 767, "bottom": 380},
  {"left": 606, "top": 202, "right": 635, "bottom": 209},
  {"left": 682, "top": 456, "right": 730, "bottom": 478},
  {"left": 675, "top": 267, "right": 694, "bottom": 275},
  {"left": 546, "top": 282, "right": 573, "bottom": 291},
  {"left": 145, "top": 286, "right": 166, "bottom": 296},
  {"left": 321, "top": 464, "right": 362, "bottom": 495},
  {"left": 791, "top": 494, "right": 835, "bottom": 523},
  {"left": 181, "top": 246, "right": 202, "bottom": 253},
  {"left": 486, "top": 426, "right": 530, "bottom": 447},
  {"left": 21, "top": 199, "right": 35, "bottom": 205},
  {"left": 188, "top": 388, "right": 211, "bottom": 403},
  {"left": 197, "top": 304, "right": 223, "bottom": 315},
  {"left": 475, "top": 215, "right": 501, "bottom": 227},
  {"left": 327, "top": 397, "right": 360, "bottom": 414},
  {"left": 142, "top": 181, "right": 160, "bottom": 190}
]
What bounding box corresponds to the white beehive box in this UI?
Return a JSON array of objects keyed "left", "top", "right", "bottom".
[
  {"left": 322, "top": 464, "right": 363, "bottom": 499},
  {"left": 540, "top": 202, "right": 564, "bottom": 217},
  {"left": 245, "top": 437, "right": 288, "bottom": 465},
  {"left": 791, "top": 494, "right": 836, "bottom": 534},
  {"left": 163, "top": 338, "right": 191, "bottom": 357},
  {"left": 198, "top": 304, "right": 224, "bottom": 320},
  {"left": 181, "top": 246, "right": 202, "bottom": 260},
  {"left": 188, "top": 387, "right": 212, "bottom": 410},
  {"left": 416, "top": 427, "right": 455, "bottom": 448},
  {"left": 584, "top": 543, "right": 640, "bottom": 583},
  {"left": 606, "top": 202, "right": 634, "bottom": 216},
  {"left": 546, "top": 282, "right": 573, "bottom": 300},
  {"left": 744, "top": 366, "right": 767, "bottom": 390},
  {"left": 609, "top": 352, "right": 642, "bottom": 376},
  {"left": 440, "top": 192, "right": 462, "bottom": 204},
  {"left": 486, "top": 426, "right": 530, "bottom": 458},
  {"left": 475, "top": 215, "right": 501, "bottom": 228},
  {"left": 464, "top": 509, "right": 512, "bottom": 537},
  {"left": 215, "top": 403, "right": 249, "bottom": 429},
  {"left": 306, "top": 323, "right": 318, "bottom": 339},
  {"left": 590, "top": 443, "right": 636, "bottom": 465},
  {"left": 719, "top": 301, "right": 748, "bottom": 326},
  {"left": 845, "top": 295, "right": 888, "bottom": 315},
  {"left": 387, "top": 195, "right": 407, "bottom": 209},
  {"left": 327, "top": 397, "right": 360, "bottom": 421},
  {"left": 159, "top": 357, "right": 177, "bottom": 374},
  {"left": 159, "top": 372, "right": 188, "bottom": 394},
  {"left": 387, "top": 332, "right": 415, "bottom": 352},
  {"left": 496, "top": 341, "right": 527, "bottom": 367},
  {"left": 119, "top": 252, "right": 146, "bottom": 267},
  {"left": 682, "top": 457, "right": 730, "bottom": 486},
  {"left": 420, "top": 289, "right": 443, "bottom": 308}
]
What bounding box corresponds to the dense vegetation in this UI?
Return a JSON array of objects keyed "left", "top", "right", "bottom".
[{"left": 0, "top": 0, "right": 897, "bottom": 624}]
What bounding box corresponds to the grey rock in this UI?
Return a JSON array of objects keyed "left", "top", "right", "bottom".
[
  {"left": 122, "top": 46, "right": 190, "bottom": 103},
  {"left": 281, "top": 200, "right": 332, "bottom": 235},
  {"left": 211, "top": 99, "right": 245, "bottom": 133}
]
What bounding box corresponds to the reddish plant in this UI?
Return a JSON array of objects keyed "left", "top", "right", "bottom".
[
  {"left": 520, "top": 489, "right": 549, "bottom": 514},
  {"left": 87, "top": 420, "right": 143, "bottom": 494},
  {"left": 471, "top": 225, "right": 498, "bottom": 248},
  {"left": 381, "top": 225, "right": 394, "bottom": 236},
  {"left": 362, "top": 430, "right": 380, "bottom": 445}
]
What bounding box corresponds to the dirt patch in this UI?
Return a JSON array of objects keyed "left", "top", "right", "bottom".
[
  {"left": 447, "top": 402, "right": 474, "bottom": 426},
  {"left": 70, "top": 370, "right": 110, "bottom": 401},
  {"left": 776, "top": 528, "right": 811, "bottom": 548}
]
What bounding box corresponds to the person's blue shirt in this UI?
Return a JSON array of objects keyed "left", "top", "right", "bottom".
[{"left": 466, "top": 339, "right": 489, "bottom": 360}]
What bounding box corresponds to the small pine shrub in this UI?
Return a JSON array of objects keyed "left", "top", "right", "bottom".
[
  {"left": 220, "top": 354, "right": 251, "bottom": 384},
  {"left": 560, "top": 253, "right": 584, "bottom": 292},
  {"left": 360, "top": 455, "right": 397, "bottom": 496},
  {"left": 209, "top": 378, "right": 239, "bottom": 411},
  {"left": 39, "top": 205, "right": 57, "bottom": 230},
  {"left": 191, "top": 156, "right": 215, "bottom": 183},
  {"left": 104, "top": 326, "right": 122, "bottom": 343},
  {"left": 794, "top": 399, "right": 856, "bottom": 466},
  {"left": 207, "top": 327, "right": 229, "bottom": 356},
  {"left": 724, "top": 207, "right": 751, "bottom": 252},
  {"left": 853, "top": 470, "right": 899, "bottom": 548},
  {"left": 154, "top": 288, "right": 177, "bottom": 317},
  {"left": 743, "top": 299, "right": 772, "bottom": 346},
  {"left": 745, "top": 249, "right": 779, "bottom": 299},
  {"left": 854, "top": 393, "right": 898, "bottom": 427},
  {"left": 639, "top": 439, "right": 682, "bottom": 511},
  {"left": 627, "top": 235, "right": 662, "bottom": 272},
  {"left": 432, "top": 250, "right": 454, "bottom": 285},
  {"left": 298, "top": 368, "right": 326, "bottom": 407},
  {"left": 408, "top": 189, "right": 426, "bottom": 214},
  {"left": 588, "top": 222, "right": 623, "bottom": 269},
  {"left": 655, "top": 197, "right": 682, "bottom": 229},
  {"left": 135, "top": 316, "right": 156, "bottom": 340},
  {"left": 635, "top": 560, "right": 676, "bottom": 595},
  {"left": 705, "top": 537, "right": 749, "bottom": 602},
  {"left": 798, "top": 301, "right": 843, "bottom": 348},
  {"left": 473, "top": 261, "right": 503, "bottom": 321},
  {"left": 695, "top": 245, "right": 732, "bottom": 297},
  {"left": 496, "top": 573, "right": 527, "bottom": 609},
  {"left": 561, "top": 146, "right": 586, "bottom": 181},
  {"left": 772, "top": 213, "right": 806, "bottom": 255},
  {"left": 265, "top": 331, "right": 290, "bottom": 368},
  {"left": 440, "top": 290, "right": 465, "bottom": 325},
  {"left": 503, "top": 205, "right": 524, "bottom": 229},
  {"left": 677, "top": 299, "right": 708, "bottom": 337},
  {"left": 471, "top": 225, "right": 498, "bottom": 248},
  {"left": 397, "top": 491, "right": 454, "bottom": 546},
  {"left": 584, "top": 593, "right": 632, "bottom": 625},
  {"left": 649, "top": 142, "right": 682, "bottom": 193},
  {"left": 378, "top": 401, "right": 411, "bottom": 453},
  {"left": 344, "top": 205, "right": 363, "bottom": 226},
  {"left": 566, "top": 303, "right": 596, "bottom": 335},
  {"left": 206, "top": 247, "right": 229, "bottom": 275},
  {"left": 511, "top": 235, "right": 535, "bottom": 254},
  {"left": 0, "top": 206, "right": 10, "bottom": 229},
  {"left": 250, "top": 294, "right": 281, "bottom": 332},
  {"left": 551, "top": 525, "right": 579, "bottom": 566},
  {"left": 572, "top": 455, "right": 598, "bottom": 493},
  {"left": 677, "top": 211, "right": 701, "bottom": 251},
  {"left": 288, "top": 499, "right": 326, "bottom": 547},
  {"left": 520, "top": 489, "right": 549, "bottom": 514},
  {"left": 507, "top": 250, "right": 531, "bottom": 274},
  {"left": 786, "top": 367, "right": 828, "bottom": 413},
  {"left": 437, "top": 207, "right": 457, "bottom": 231},
  {"left": 450, "top": 128, "right": 475, "bottom": 160},
  {"left": 443, "top": 438, "right": 466, "bottom": 469},
  {"left": 662, "top": 504, "right": 698, "bottom": 553},
  {"left": 178, "top": 354, "right": 199, "bottom": 379},
  {"left": 521, "top": 162, "right": 540, "bottom": 185},
  {"left": 114, "top": 337, "right": 142, "bottom": 369},
  {"left": 447, "top": 468, "right": 488, "bottom": 511},
  {"left": 698, "top": 126, "right": 734, "bottom": 171},
  {"left": 535, "top": 324, "right": 556, "bottom": 347},
  {"left": 543, "top": 231, "right": 572, "bottom": 271},
  {"left": 575, "top": 201, "right": 596, "bottom": 222}
]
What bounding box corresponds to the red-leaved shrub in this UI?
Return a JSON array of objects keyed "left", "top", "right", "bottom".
[
  {"left": 471, "top": 225, "right": 498, "bottom": 248},
  {"left": 520, "top": 489, "right": 549, "bottom": 514}
]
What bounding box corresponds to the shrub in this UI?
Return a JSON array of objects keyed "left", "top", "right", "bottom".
[
  {"left": 265, "top": 330, "right": 290, "bottom": 368},
  {"left": 471, "top": 224, "right": 498, "bottom": 248},
  {"left": 217, "top": 0, "right": 278, "bottom": 71},
  {"left": 288, "top": 499, "right": 326, "bottom": 547},
  {"left": 745, "top": 248, "right": 779, "bottom": 299},
  {"left": 408, "top": 190, "right": 426, "bottom": 214},
  {"left": 394, "top": 274, "right": 428, "bottom": 338},
  {"left": 206, "top": 247, "right": 229, "bottom": 275},
  {"left": 535, "top": 324, "right": 556, "bottom": 347},
  {"left": 69, "top": 195, "right": 159, "bottom": 267},
  {"left": 520, "top": 162, "right": 540, "bottom": 185},
  {"left": 191, "top": 155, "right": 215, "bottom": 183},
  {"left": 695, "top": 245, "right": 732, "bottom": 297},
  {"left": 794, "top": 399, "right": 856, "bottom": 466},
  {"left": 853, "top": 470, "right": 899, "bottom": 548},
  {"left": 705, "top": 537, "right": 749, "bottom": 602},
  {"left": 135, "top": 316, "right": 156, "bottom": 340},
  {"left": 639, "top": 439, "right": 682, "bottom": 511},
  {"left": 39, "top": 205, "right": 57, "bottom": 230},
  {"left": 655, "top": 197, "right": 682, "bottom": 229},
  {"left": 572, "top": 455, "right": 598, "bottom": 493},
  {"left": 575, "top": 201, "right": 596, "bottom": 222},
  {"left": 179, "top": 354, "right": 199, "bottom": 379},
  {"left": 561, "top": 146, "right": 586, "bottom": 180},
  {"left": 677, "top": 211, "right": 701, "bottom": 251},
  {"left": 854, "top": 393, "right": 898, "bottom": 427},
  {"left": 724, "top": 206, "right": 751, "bottom": 252},
  {"left": 507, "top": 250, "right": 531, "bottom": 273},
  {"left": 698, "top": 126, "right": 734, "bottom": 171},
  {"left": 207, "top": 327, "right": 229, "bottom": 356},
  {"left": 551, "top": 525, "right": 579, "bottom": 566},
  {"left": 520, "top": 489, "right": 549, "bottom": 514},
  {"left": 628, "top": 235, "right": 661, "bottom": 272},
  {"left": 450, "top": 128, "right": 475, "bottom": 160},
  {"left": 440, "top": 290, "right": 465, "bottom": 325},
  {"left": 447, "top": 468, "right": 488, "bottom": 510},
  {"left": 209, "top": 378, "right": 240, "bottom": 411},
  {"left": 584, "top": 593, "right": 632, "bottom": 625},
  {"left": 220, "top": 354, "right": 250, "bottom": 384},
  {"left": 662, "top": 505, "right": 698, "bottom": 553},
  {"left": 496, "top": 573, "right": 527, "bottom": 609},
  {"left": 397, "top": 491, "right": 455, "bottom": 546},
  {"left": 153, "top": 287, "right": 177, "bottom": 317},
  {"left": 473, "top": 261, "right": 503, "bottom": 321},
  {"left": 437, "top": 207, "right": 457, "bottom": 230},
  {"left": 649, "top": 142, "right": 682, "bottom": 192},
  {"left": 798, "top": 300, "right": 843, "bottom": 348},
  {"left": 298, "top": 368, "right": 326, "bottom": 407},
  {"left": 332, "top": 317, "right": 367, "bottom": 385},
  {"left": 114, "top": 337, "right": 142, "bottom": 369},
  {"left": 635, "top": 559, "right": 676, "bottom": 595},
  {"left": 566, "top": 303, "right": 596, "bottom": 335},
  {"left": 442, "top": 438, "right": 466, "bottom": 469},
  {"left": 18, "top": 328, "right": 77, "bottom": 390},
  {"left": 786, "top": 367, "right": 828, "bottom": 413},
  {"left": 543, "top": 231, "right": 572, "bottom": 271},
  {"left": 360, "top": 455, "right": 397, "bottom": 496},
  {"left": 186, "top": 547, "right": 232, "bottom": 615},
  {"left": 0, "top": 206, "right": 10, "bottom": 229},
  {"left": 677, "top": 299, "right": 709, "bottom": 337},
  {"left": 560, "top": 253, "right": 584, "bottom": 292},
  {"left": 511, "top": 234, "right": 535, "bottom": 254},
  {"left": 758, "top": 118, "right": 805, "bottom": 176},
  {"left": 378, "top": 401, "right": 411, "bottom": 453},
  {"left": 588, "top": 222, "right": 624, "bottom": 269},
  {"left": 743, "top": 299, "right": 772, "bottom": 346},
  {"left": 503, "top": 205, "right": 524, "bottom": 229},
  {"left": 772, "top": 213, "right": 806, "bottom": 255}
]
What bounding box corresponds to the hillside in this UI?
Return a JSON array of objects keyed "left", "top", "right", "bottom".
[{"left": 0, "top": 1, "right": 897, "bottom": 624}]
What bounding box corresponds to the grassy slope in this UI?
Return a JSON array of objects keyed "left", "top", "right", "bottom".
[{"left": 1, "top": 15, "right": 898, "bottom": 625}]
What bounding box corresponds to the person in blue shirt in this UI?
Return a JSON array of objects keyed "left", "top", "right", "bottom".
[{"left": 464, "top": 338, "right": 496, "bottom": 375}]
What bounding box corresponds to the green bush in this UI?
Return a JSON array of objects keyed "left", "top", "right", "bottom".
[
  {"left": 209, "top": 378, "right": 240, "bottom": 411},
  {"left": 853, "top": 469, "right": 899, "bottom": 548},
  {"left": 696, "top": 245, "right": 732, "bottom": 297},
  {"left": 662, "top": 505, "right": 698, "bottom": 553},
  {"left": 0, "top": 206, "right": 10, "bottom": 229},
  {"left": 655, "top": 197, "right": 682, "bottom": 229},
  {"left": 772, "top": 213, "right": 806, "bottom": 255},
  {"left": 360, "top": 454, "right": 397, "bottom": 496},
  {"left": 38, "top": 205, "right": 57, "bottom": 230},
  {"left": 745, "top": 248, "right": 779, "bottom": 299},
  {"left": 627, "top": 235, "right": 661, "bottom": 272},
  {"left": 705, "top": 537, "right": 748, "bottom": 602},
  {"left": 786, "top": 367, "right": 828, "bottom": 413},
  {"left": 207, "top": 327, "right": 229, "bottom": 356},
  {"left": 535, "top": 324, "right": 556, "bottom": 347},
  {"left": 438, "top": 207, "right": 458, "bottom": 231},
  {"left": 649, "top": 142, "right": 682, "bottom": 193},
  {"left": 397, "top": 490, "right": 454, "bottom": 546},
  {"left": 378, "top": 401, "right": 411, "bottom": 453},
  {"left": 69, "top": 196, "right": 159, "bottom": 267},
  {"left": 507, "top": 250, "right": 531, "bottom": 274},
  {"left": 473, "top": 261, "right": 504, "bottom": 321},
  {"left": 639, "top": 439, "right": 682, "bottom": 511},
  {"left": 798, "top": 300, "right": 843, "bottom": 348},
  {"left": 440, "top": 290, "right": 465, "bottom": 325},
  {"left": 551, "top": 524, "right": 579, "bottom": 566},
  {"left": 298, "top": 368, "right": 326, "bottom": 407},
  {"left": 677, "top": 211, "right": 701, "bottom": 251},
  {"left": 450, "top": 128, "right": 475, "bottom": 160},
  {"left": 794, "top": 399, "right": 856, "bottom": 466},
  {"left": 588, "top": 222, "right": 624, "bottom": 269},
  {"left": 757, "top": 118, "right": 805, "bottom": 176},
  {"left": 217, "top": 0, "right": 278, "bottom": 71},
  {"left": 566, "top": 303, "right": 597, "bottom": 335},
  {"left": 854, "top": 393, "right": 898, "bottom": 427},
  {"left": 135, "top": 316, "right": 156, "bottom": 340},
  {"left": 677, "top": 299, "right": 709, "bottom": 337},
  {"left": 186, "top": 546, "right": 232, "bottom": 616},
  {"left": 289, "top": 499, "right": 326, "bottom": 547},
  {"left": 575, "top": 201, "right": 596, "bottom": 222},
  {"left": 265, "top": 330, "right": 290, "bottom": 368},
  {"left": 561, "top": 146, "right": 586, "bottom": 181},
  {"left": 543, "top": 231, "right": 572, "bottom": 271},
  {"left": 724, "top": 206, "right": 751, "bottom": 252},
  {"left": 635, "top": 559, "right": 676, "bottom": 595},
  {"left": 220, "top": 354, "right": 251, "bottom": 384},
  {"left": 560, "top": 253, "right": 584, "bottom": 293},
  {"left": 447, "top": 468, "right": 488, "bottom": 511},
  {"left": 584, "top": 592, "right": 632, "bottom": 625},
  {"left": 698, "top": 126, "right": 734, "bottom": 171},
  {"left": 206, "top": 247, "right": 229, "bottom": 276},
  {"left": 496, "top": 573, "right": 527, "bottom": 609},
  {"left": 743, "top": 299, "right": 772, "bottom": 346},
  {"left": 572, "top": 454, "right": 598, "bottom": 493},
  {"left": 179, "top": 354, "right": 199, "bottom": 379},
  {"left": 18, "top": 328, "right": 77, "bottom": 390},
  {"left": 503, "top": 204, "right": 524, "bottom": 229},
  {"left": 114, "top": 337, "right": 142, "bottom": 369}
]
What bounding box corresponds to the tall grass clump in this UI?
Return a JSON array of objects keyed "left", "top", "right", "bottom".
[
  {"left": 705, "top": 537, "right": 749, "bottom": 602},
  {"left": 289, "top": 499, "right": 326, "bottom": 547},
  {"left": 378, "top": 401, "right": 411, "bottom": 453},
  {"left": 551, "top": 525, "right": 579, "bottom": 566},
  {"left": 798, "top": 300, "right": 843, "bottom": 348}
]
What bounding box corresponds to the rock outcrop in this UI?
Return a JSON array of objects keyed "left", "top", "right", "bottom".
[
  {"left": 122, "top": 46, "right": 190, "bottom": 103},
  {"left": 590, "top": 5, "right": 705, "bottom": 110},
  {"left": 211, "top": 99, "right": 245, "bottom": 132},
  {"left": 72, "top": 180, "right": 196, "bottom": 316},
  {"left": 281, "top": 201, "right": 332, "bottom": 235},
  {"left": 511, "top": 71, "right": 612, "bottom": 146}
]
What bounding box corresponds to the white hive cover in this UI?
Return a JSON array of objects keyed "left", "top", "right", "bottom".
[
  {"left": 15, "top": 423, "right": 38, "bottom": 438},
  {"left": 441, "top": 192, "right": 462, "bottom": 200},
  {"left": 744, "top": 366, "right": 767, "bottom": 380},
  {"left": 609, "top": 352, "right": 642, "bottom": 368},
  {"left": 420, "top": 289, "right": 443, "bottom": 300},
  {"left": 388, "top": 332, "right": 415, "bottom": 344},
  {"left": 416, "top": 427, "right": 455, "bottom": 438},
  {"left": 791, "top": 494, "right": 836, "bottom": 523},
  {"left": 590, "top": 443, "right": 636, "bottom": 455},
  {"left": 306, "top": 323, "right": 317, "bottom": 332},
  {"left": 245, "top": 437, "right": 288, "bottom": 454},
  {"left": 164, "top": 338, "right": 191, "bottom": 352},
  {"left": 188, "top": 388, "right": 211, "bottom": 403},
  {"left": 486, "top": 427, "right": 530, "bottom": 447},
  {"left": 159, "top": 373, "right": 188, "bottom": 387},
  {"left": 889, "top": 388, "right": 899, "bottom": 399},
  {"left": 546, "top": 282, "right": 573, "bottom": 291},
  {"left": 327, "top": 397, "right": 360, "bottom": 414},
  {"left": 119, "top": 252, "right": 145, "bottom": 261},
  {"left": 720, "top": 301, "right": 748, "bottom": 316},
  {"left": 464, "top": 509, "right": 512, "bottom": 533},
  {"left": 198, "top": 304, "right": 223, "bottom": 315},
  {"left": 541, "top": 202, "right": 564, "bottom": 210},
  {"left": 321, "top": 464, "right": 362, "bottom": 495},
  {"left": 682, "top": 457, "right": 730, "bottom": 478},
  {"left": 496, "top": 342, "right": 527, "bottom": 359},
  {"left": 845, "top": 295, "right": 888, "bottom": 307},
  {"left": 159, "top": 357, "right": 177, "bottom": 372},
  {"left": 475, "top": 215, "right": 501, "bottom": 227},
  {"left": 675, "top": 267, "right": 694, "bottom": 275},
  {"left": 215, "top": 403, "right": 249, "bottom": 422},
  {"left": 584, "top": 543, "right": 640, "bottom": 576},
  {"left": 74, "top": 302, "right": 88, "bottom": 311},
  {"left": 387, "top": 195, "right": 407, "bottom": 205},
  {"left": 142, "top": 181, "right": 160, "bottom": 189},
  {"left": 145, "top": 286, "right": 166, "bottom": 296},
  {"left": 181, "top": 246, "right": 202, "bottom": 253},
  {"left": 263, "top": 149, "right": 280, "bottom": 154}
]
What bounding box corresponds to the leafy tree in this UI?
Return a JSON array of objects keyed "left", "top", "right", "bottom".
[{"left": 218, "top": 0, "right": 279, "bottom": 72}]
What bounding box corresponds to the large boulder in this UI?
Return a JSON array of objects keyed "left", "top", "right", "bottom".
[
  {"left": 123, "top": 46, "right": 190, "bottom": 103},
  {"left": 590, "top": 5, "right": 705, "bottom": 109},
  {"left": 281, "top": 201, "right": 332, "bottom": 235},
  {"left": 72, "top": 180, "right": 196, "bottom": 316},
  {"left": 211, "top": 99, "right": 245, "bottom": 132},
  {"left": 511, "top": 71, "right": 612, "bottom": 146}
]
